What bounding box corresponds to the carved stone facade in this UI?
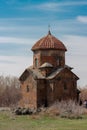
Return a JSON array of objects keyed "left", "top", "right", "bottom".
[{"left": 19, "top": 31, "right": 79, "bottom": 109}]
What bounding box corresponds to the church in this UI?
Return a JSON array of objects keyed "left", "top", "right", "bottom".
[{"left": 19, "top": 30, "right": 79, "bottom": 109}]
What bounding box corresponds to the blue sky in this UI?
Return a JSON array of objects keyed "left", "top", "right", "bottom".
[{"left": 0, "top": 0, "right": 87, "bottom": 87}]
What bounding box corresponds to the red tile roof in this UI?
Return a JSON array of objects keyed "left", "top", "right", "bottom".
[{"left": 32, "top": 31, "right": 67, "bottom": 51}]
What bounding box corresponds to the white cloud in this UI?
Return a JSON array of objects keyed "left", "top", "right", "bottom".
[
  {"left": 0, "top": 55, "right": 33, "bottom": 77},
  {"left": 61, "top": 1, "right": 87, "bottom": 6},
  {"left": 62, "top": 35, "right": 87, "bottom": 86},
  {"left": 19, "top": 1, "right": 87, "bottom": 11},
  {"left": 5, "top": 0, "right": 17, "bottom": 5},
  {"left": 63, "top": 35, "right": 87, "bottom": 53},
  {"left": 77, "top": 16, "right": 87, "bottom": 24},
  {"left": 0, "top": 36, "right": 36, "bottom": 44},
  {"left": 43, "top": 1, "right": 87, "bottom": 7},
  {"left": 0, "top": 27, "right": 18, "bottom": 31},
  {"left": 0, "top": 17, "right": 39, "bottom": 22},
  {"left": 37, "top": 3, "right": 61, "bottom": 11},
  {"left": 66, "top": 54, "right": 87, "bottom": 87},
  {"left": 38, "top": 1, "right": 87, "bottom": 12},
  {"left": 0, "top": 25, "right": 46, "bottom": 32}
]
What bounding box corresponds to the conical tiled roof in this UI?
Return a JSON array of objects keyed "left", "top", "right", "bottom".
[{"left": 32, "top": 31, "right": 67, "bottom": 51}]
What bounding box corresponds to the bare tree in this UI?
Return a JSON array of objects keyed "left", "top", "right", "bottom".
[
  {"left": 0, "top": 76, "right": 21, "bottom": 107},
  {"left": 80, "top": 88, "right": 87, "bottom": 101}
]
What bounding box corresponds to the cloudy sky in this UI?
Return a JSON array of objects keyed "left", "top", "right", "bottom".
[{"left": 0, "top": 0, "right": 87, "bottom": 87}]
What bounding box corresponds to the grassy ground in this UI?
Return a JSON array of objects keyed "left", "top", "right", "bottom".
[{"left": 0, "top": 111, "right": 87, "bottom": 130}]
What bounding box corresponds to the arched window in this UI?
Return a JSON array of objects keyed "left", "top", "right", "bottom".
[
  {"left": 63, "top": 82, "right": 67, "bottom": 90},
  {"left": 26, "top": 85, "right": 29, "bottom": 92},
  {"left": 57, "top": 58, "right": 59, "bottom": 65},
  {"left": 35, "top": 58, "right": 38, "bottom": 67},
  {"left": 59, "top": 57, "right": 62, "bottom": 66},
  {"left": 57, "top": 57, "right": 62, "bottom": 66}
]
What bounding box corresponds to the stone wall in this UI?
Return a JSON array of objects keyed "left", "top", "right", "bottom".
[
  {"left": 33, "top": 50, "right": 65, "bottom": 68},
  {"left": 37, "top": 79, "right": 47, "bottom": 107},
  {"left": 19, "top": 75, "right": 37, "bottom": 109},
  {"left": 19, "top": 69, "right": 78, "bottom": 109},
  {"left": 46, "top": 69, "right": 77, "bottom": 105}
]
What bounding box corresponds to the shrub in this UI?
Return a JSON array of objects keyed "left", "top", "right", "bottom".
[
  {"left": 46, "top": 105, "right": 60, "bottom": 116},
  {"left": 47, "top": 100, "right": 84, "bottom": 119},
  {"left": 80, "top": 88, "right": 87, "bottom": 101}
]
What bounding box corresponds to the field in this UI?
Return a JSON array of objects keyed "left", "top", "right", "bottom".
[{"left": 0, "top": 111, "right": 87, "bottom": 130}]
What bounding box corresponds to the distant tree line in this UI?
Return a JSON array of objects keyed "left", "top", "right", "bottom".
[{"left": 0, "top": 76, "right": 21, "bottom": 107}]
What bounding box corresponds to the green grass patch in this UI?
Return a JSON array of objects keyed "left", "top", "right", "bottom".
[{"left": 0, "top": 111, "right": 87, "bottom": 130}]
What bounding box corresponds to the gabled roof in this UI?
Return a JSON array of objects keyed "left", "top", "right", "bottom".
[
  {"left": 32, "top": 31, "right": 67, "bottom": 51},
  {"left": 47, "top": 67, "right": 79, "bottom": 80},
  {"left": 19, "top": 65, "right": 79, "bottom": 82},
  {"left": 64, "top": 65, "right": 73, "bottom": 70},
  {"left": 47, "top": 68, "right": 63, "bottom": 79},
  {"left": 19, "top": 66, "right": 45, "bottom": 81}
]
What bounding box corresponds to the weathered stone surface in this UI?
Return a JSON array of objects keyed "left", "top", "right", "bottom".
[{"left": 19, "top": 31, "right": 79, "bottom": 109}]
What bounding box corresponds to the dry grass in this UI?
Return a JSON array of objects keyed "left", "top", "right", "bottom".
[
  {"left": 80, "top": 88, "right": 87, "bottom": 101},
  {"left": 83, "top": 108, "right": 87, "bottom": 115},
  {"left": 45, "top": 100, "right": 84, "bottom": 119},
  {"left": 46, "top": 105, "right": 60, "bottom": 116},
  {"left": 0, "top": 110, "right": 87, "bottom": 130},
  {"left": 30, "top": 114, "right": 42, "bottom": 120}
]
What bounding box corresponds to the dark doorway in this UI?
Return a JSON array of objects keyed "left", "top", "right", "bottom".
[{"left": 44, "top": 99, "right": 48, "bottom": 107}]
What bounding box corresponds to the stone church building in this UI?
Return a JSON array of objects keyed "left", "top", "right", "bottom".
[{"left": 19, "top": 30, "right": 79, "bottom": 109}]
